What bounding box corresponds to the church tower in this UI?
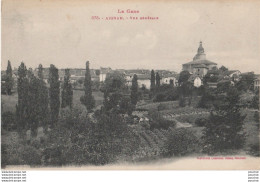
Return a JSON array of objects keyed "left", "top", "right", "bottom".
[{"left": 193, "top": 41, "right": 206, "bottom": 61}]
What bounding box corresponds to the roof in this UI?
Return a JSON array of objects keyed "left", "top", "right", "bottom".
[
  {"left": 183, "top": 59, "right": 217, "bottom": 66},
  {"left": 193, "top": 64, "right": 208, "bottom": 68},
  {"left": 136, "top": 74, "right": 150, "bottom": 80},
  {"left": 100, "top": 67, "right": 112, "bottom": 74}
]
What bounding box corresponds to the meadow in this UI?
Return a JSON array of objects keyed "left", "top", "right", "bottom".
[{"left": 1, "top": 90, "right": 104, "bottom": 113}]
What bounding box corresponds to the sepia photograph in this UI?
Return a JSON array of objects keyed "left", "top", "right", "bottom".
[{"left": 1, "top": 0, "right": 260, "bottom": 170}]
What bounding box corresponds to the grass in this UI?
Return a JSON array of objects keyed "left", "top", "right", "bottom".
[{"left": 1, "top": 90, "right": 104, "bottom": 113}]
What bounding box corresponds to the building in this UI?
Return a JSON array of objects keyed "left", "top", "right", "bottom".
[
  {"left": 182, "top": 41, "right": 217, "bottom": 77},
  {"left": 100, "top": 67, "right": 112, "bottom": 82},
  {"left": 254, "top": 74, "right": 260, "bottom": 90}
]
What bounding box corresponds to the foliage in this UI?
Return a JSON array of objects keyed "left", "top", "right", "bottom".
[
  {"left": 119, "top": 97, "right": 135, "bottom": 115},
  {"left": 178, "top": 70, "right": 191, "bottom": 85},
  {"left": 148, "top": 111, "right": 176, "bottom": 130},
  {"left": 44, "top": 109, "right": 140, "bottom": 166},
  {"left": 217, "top": 81, "right": 231, "bottom": 93},
  {"left": 49, "top": 64, "right": 60, "bottom": 126},
  {"left": 235, "top": 72, "right": 255, "bottom": 91},
  {"left": 150, "top": 70, "right": 155, "bottom": 92},
  {"left": 178, "top": 96, "right": 186, "bottom": 107},
  {"left": 239, "top": 91, "right": 255, "bottom": 108},
  {"left": 16, "top": 62, "right": 29, "bottom": 132},
  {"left": 202, "top": 87, "right": 246, "bottom": 154},
  {"left": 219, "top": 66, "right": 228, "bottom": 73},
  {"left": 1, "top": 111, "right": 16, "bottom": 131},
  {"left": 197, "top": 87, "right": 215, "bottom": 108},
  {"left": 130, "top": 74, "right": 138, "bottom": 105},
  {"left": 61, "top": 69, "right": 73, "bottom": 109},
  {"left": 195, "top": 117, "right": 207, "bottom": 127},
  {"left": 164, "top": 128, "right": 199, "bottom": 156},
  {"left": 155, "top": 72, "right": 160, "bottom": 88},
  {"left": 5, "top": 60, "right": 13, "bottom": 95},
  {"left": 153, "top": 84, "right": 179, "bottom": 102},
  {"left": 81, "top": 61, "right": 95, "bottom": 111},
  {"left": 251, "top": 90, "right": 259, "bottom": 109}
]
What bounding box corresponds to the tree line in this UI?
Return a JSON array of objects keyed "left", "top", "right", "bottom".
[{"left": 6, "top": 60, "right": 96, "bottom": 136}]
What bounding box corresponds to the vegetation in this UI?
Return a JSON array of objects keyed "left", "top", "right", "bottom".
[
  {"left": 130, "top": 74, "right": 138, "bottom": 106},
  {"left": 5, "top": 60, "right": 13, "bottom": 95},
  {"left": 80, "top": 61, "right": 95, "bottom": 112},
  {"left": 202, "top": 87, "right": 246, "bottom": 154},
  {"left": 61, "top": 69, "right": 73, "bottom": 109},
  {"left": 150, "top": 69, "right": 155, "bottom": 92},
  {"left": 49, "top": 64, "right": 60, "bottom": 126}
]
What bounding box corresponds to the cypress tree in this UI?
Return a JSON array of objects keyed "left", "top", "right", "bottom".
[
  {"left": 156, "top": 72, "right": 160, "bottom": 88},
  {"left": 16, "top": 62, "right": 29, "bottom": 132},
  {"left": 38, "top": 64, "right": 44, "bottom": 80},
  {"left": 5, "top": 60, "right": 13, "bottom": 95},
  {"left": 80, "top": 61, "right": 95, "bottom": 112},
  {"left": 49, "top": 64, "right": 60, "bottom": 126},
  {"left": 61, "top": 69, "right": 73, "bottom": 109},
  {"left": 150, "top": 69, "right": 155, "bottom": 91},
  {"left": 37, "top": 64, "right": 49, "bottom": 129},
  {"left": 27, "top": 70, "right": 40, "bottom": 137},
  {"left": 130, "top": 74, "right": 138, "bottom": 105}
]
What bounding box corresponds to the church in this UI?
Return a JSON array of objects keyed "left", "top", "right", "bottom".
[
  {"left": 182, "top": 41, "right": 217, "bottom": 77},
  {"left": 182, "top": 42, "right": 217, "bottom": 87}
]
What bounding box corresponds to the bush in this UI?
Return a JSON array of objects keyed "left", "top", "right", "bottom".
[
  {"left": 1, "top": 111, "right": 16, "bottom": 131},
  {"left": 148, "top": 111, "right": 176, "bottom": 130},
  {"left": 164, "top": 128, "right": 199, "bottom": 156},
  {"left": 19, "top": 145, "right": 42, "bottom": 166},
  {"left": 195, "top": 118, "right": 207, "bottom": 127}
]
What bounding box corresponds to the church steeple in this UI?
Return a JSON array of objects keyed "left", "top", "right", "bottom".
[
  {"left": 193, "top": 41, "right": 206, "bottom": 61},
  {"left": 197, "top": 41, "right": 204, "bottom": 54}
]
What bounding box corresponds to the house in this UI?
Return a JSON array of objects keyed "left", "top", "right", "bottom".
[
  {"left": 100, "top": 67, "right": 112, "bottom": 82},
  {"left": 254, "top": 74, "right": 260, "bottom": 90},
  {"left": 224, "top": 70, "right": 241, "bottom": 82},
  {"left": 188, "top": 74, "right": 203, "bottom": 88}
]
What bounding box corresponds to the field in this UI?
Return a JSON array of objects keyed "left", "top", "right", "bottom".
[{"left": 1, "top": 90, "right": 104, "bottom": 113}]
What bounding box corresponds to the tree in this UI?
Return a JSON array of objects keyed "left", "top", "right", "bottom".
[
  {"left": 197, "top": 87, "right": 215, "bottom": 108},
  {"left": 38, "top": 64, "right": 44, "bottom": 80},
  {"left": 202, "top": 87, "right": 246, "bottom": 154},
  {"left": 61, "top": 69, "right": 73, "bottom": 109},
  {"left": 156, "top": 72, "right": 160, "bottom": 88},
  {"left": 150, "top": 70, "right": 155, "bottom": 91},
  {"left": 49, "top": 64, "right": 60, "bottom": 126},
  {"left": 80, "top": 61, "right": 95, "bottom": 112},
  {"left": 37, "top": 64, "right": 49, "bottom": 130},
  {"left": 101, "top": 71, "right": 127, "bottom": 112},
  {"left": 235, "top": 72, "right": 255, "bottom": 91},
  {"left": 130, "top": 74, "right": 138, "bottom": 105},
  {"left": 178, "top": 71, "right": 191, "bottom": 85},
  {"left": 5, "top": 60, "right": 13, "bottom": 95},
  {"left": 219, "top": 65, "right": 228, "bottom": 73},
  {"left": 251, "top": 89, "right": 259, "bottom": 109},
  {"left": 16, "top": 62, "right": 29, "bottom": 132},
  {"left": 27, "top": 70, "right": 41, "bottom": 137}
]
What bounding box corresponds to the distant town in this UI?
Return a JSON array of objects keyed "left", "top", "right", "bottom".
[{"left": 2, "top": 42, "right": 260, "bottom": 92}]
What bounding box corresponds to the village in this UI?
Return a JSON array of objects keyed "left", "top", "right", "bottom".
[{"left": 1, "top": 42, "right": 259, "bottom": 167}]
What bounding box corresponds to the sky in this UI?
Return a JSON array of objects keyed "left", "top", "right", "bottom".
[{"left": 1, "top": 0, "right": 260, "bottom": 73}]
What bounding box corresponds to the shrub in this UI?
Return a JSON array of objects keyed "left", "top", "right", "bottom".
[
  {"left": 148, "top": 111, "right": 176, "bottom": 130},
  {"left": 19, "top": 145, "right": 42, "bottom": 166},
  {"left": 164, "top": 128, "right": 199, "bottom": 157},
  {"left": 1, "top": 111, "right": 16, "bottom": 131},
  {"left": 195, "top": 118, "right": 207, "bottom": 127}
]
